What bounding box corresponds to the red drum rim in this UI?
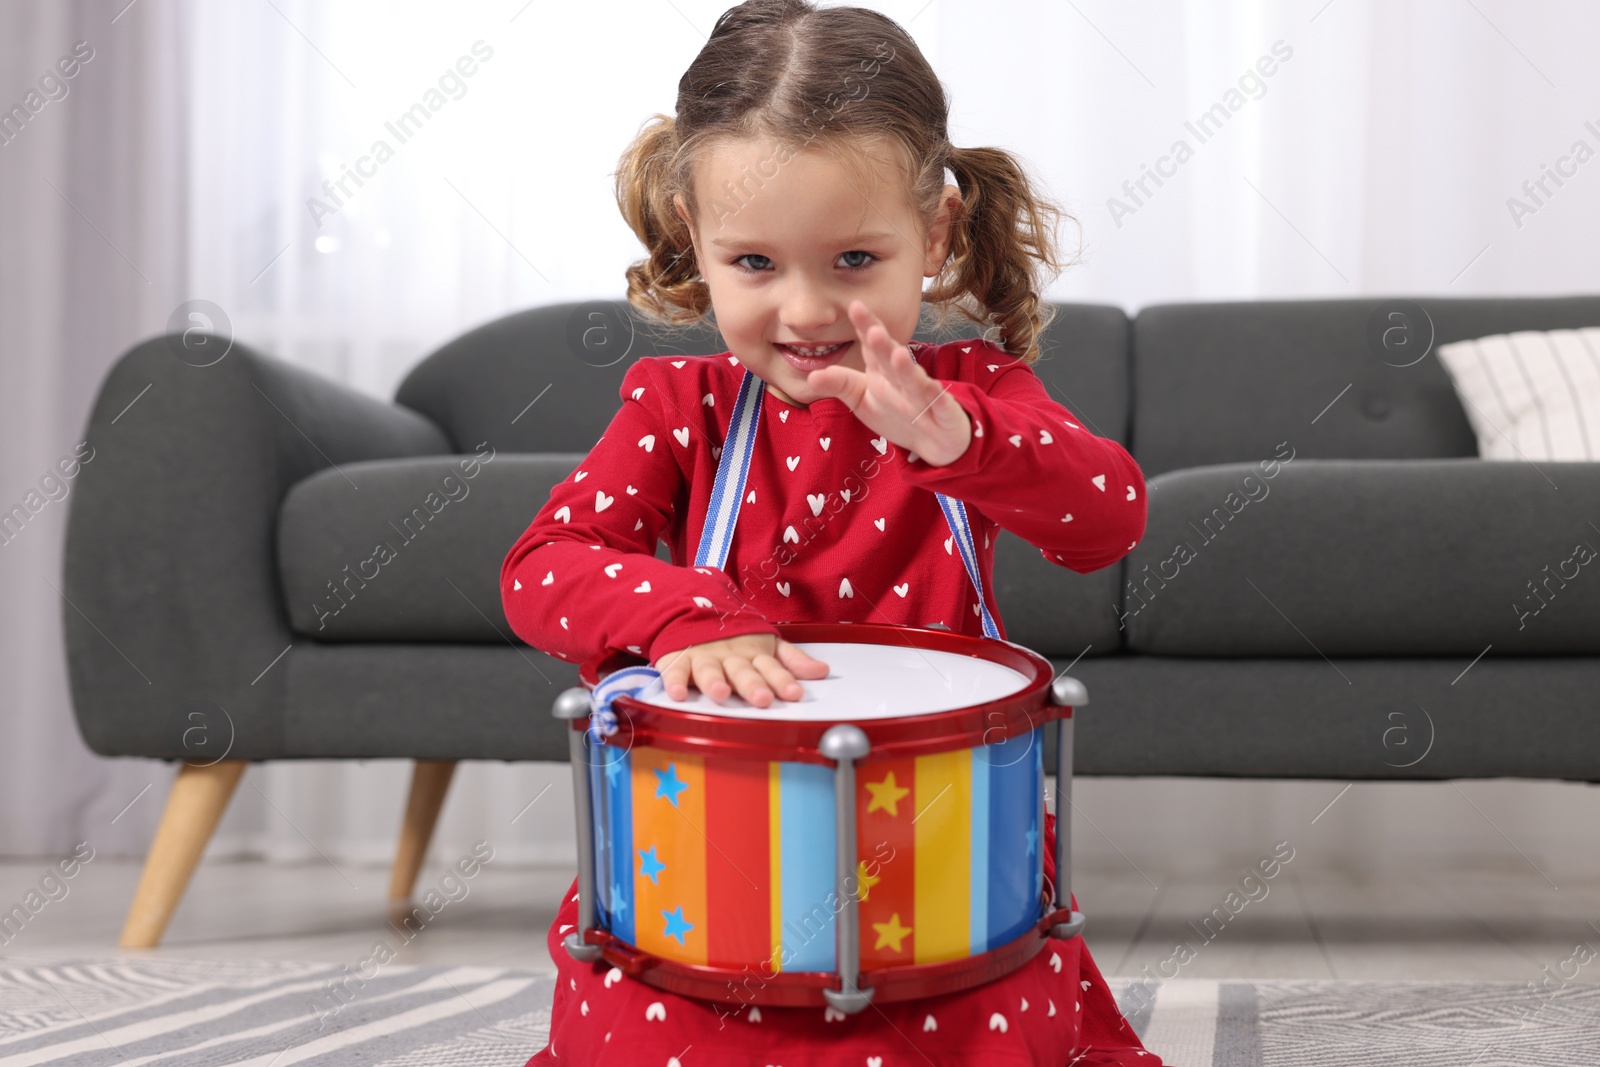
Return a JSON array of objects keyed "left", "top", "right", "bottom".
[
  {"left": 578, "top": 902, "right": 1082, "bottom": 1008},
  {"left": 577, "top": 622, "right": 1064, "bottom": 763}
]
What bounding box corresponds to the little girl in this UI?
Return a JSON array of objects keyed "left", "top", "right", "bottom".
[{"left": 501, "top": 2, "right": 1154, "bottom": 1062}]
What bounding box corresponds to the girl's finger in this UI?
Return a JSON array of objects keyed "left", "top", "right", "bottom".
[
  {"left": 722, "top": 655, "right": 774, "bottom": 707},
  {"left": 691, "top": 655, "right": 732, "bottom": 703},
  {"left": 655, "top": 649, "right": 692, "bottom": 700},
  {"left": 775, "top": 639, "right": 830, "bottom": 678},
  {"left": 750, "top": 652, "right": 802, "bottom": 701}
]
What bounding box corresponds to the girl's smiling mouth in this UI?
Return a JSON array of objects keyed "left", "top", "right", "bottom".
[{"left": 774, "top": 339, "right": 853, "bottom": 371}]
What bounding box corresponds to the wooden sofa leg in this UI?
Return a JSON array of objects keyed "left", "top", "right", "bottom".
[
  {"left": 389, "top": 760, "right": 458, "bottom": 903},
  {"left": 119, "top": 760, "right": 247, "bottom": 948}
]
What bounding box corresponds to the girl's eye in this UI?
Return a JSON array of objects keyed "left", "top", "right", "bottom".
[
  {"left": 733, "top": 254, "right": 773, "bottom": 272},
  {"left": 838, "top": 250, "right": 874, "bottom": 270}
]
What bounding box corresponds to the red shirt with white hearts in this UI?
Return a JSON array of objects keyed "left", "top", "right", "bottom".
[
  {"left": 501, "top": 337, "right": 1156, "bottom": 1065},
  {"left": 501, "top": 337, "right": 1146, "bottom": 666}
]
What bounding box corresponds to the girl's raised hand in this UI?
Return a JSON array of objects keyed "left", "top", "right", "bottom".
[
  {"left": 653, "top": 633, "right": 830, "bottom": 708},
  {"left": 805, "top": 300, "right": 973, "bottom": 467}
]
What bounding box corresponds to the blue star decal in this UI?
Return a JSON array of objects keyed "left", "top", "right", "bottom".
[
  {"left": 604, "top": 755, "right": 625, "bottom": 784},
  {"left": 609, "top": 882, "right": 628, "bottom": 915},
  {"left": 662, "top": 905, "right": 694, "bottom": 945},
  {"left": 1025, "top": 818, "right": 1039, "bottom": 855},
  {"left": 638, "top": 846, "right": 666, "bottom": 885},
  {"left": 653, "top": 762, "right": 690, "bottom": 807}
]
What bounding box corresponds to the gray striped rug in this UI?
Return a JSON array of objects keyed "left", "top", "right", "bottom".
[{"left": 0, "top": 960, "right": 1595, "bottom": 1065}]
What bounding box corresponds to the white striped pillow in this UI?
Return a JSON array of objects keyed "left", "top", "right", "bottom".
[{"left": 1435, "top": 328, "right": 1600, "bottom": 461}]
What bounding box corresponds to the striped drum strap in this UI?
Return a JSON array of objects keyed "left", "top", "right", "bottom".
[{"left": 589, "top": 366, "right": 999, "bottom": 737}]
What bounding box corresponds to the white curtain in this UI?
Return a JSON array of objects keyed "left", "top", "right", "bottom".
[{"left": 5, "top": 0, "right": 1600, "bottom": 879}]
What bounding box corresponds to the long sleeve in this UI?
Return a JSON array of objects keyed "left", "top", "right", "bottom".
[
  {"left": 899, "top": 341, "right": 1147, "bottom": 574},
  {"left": 500, "top": 359, "right": 777, "bottom": 666}
]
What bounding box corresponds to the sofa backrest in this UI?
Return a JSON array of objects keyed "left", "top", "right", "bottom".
[
  {"left": 1129, "top": 295, "right": 1600, "bottom": 478},
  {"left": 395, "top": 299, "right": 1133, "bottom": 453}
]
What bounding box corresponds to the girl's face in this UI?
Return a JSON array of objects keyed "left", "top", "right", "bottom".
[{"left": 676, "top": 136, "right": 958, "bottom": 406}]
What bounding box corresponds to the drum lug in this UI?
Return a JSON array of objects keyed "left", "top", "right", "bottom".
[
  {"left": 820, "top": 724, "right": 874, "bottom": 1015},
  {"left": 555, "top": 686, "right": 605, "bottom": 965},
  {"left": 822, "top": 985, "right": 876, "bottom": 1014},
  {"left": 1050, "top": 911, "right": 1087, "bottom": 940},
  {"left": 1050, "top": 675, "right": 1088, "bottom": 708},
  {"left": 563, "top": 931, "right": 604, "bottom": 963}
]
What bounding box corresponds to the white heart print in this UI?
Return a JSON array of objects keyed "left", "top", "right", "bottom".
[
  {"left": 638, "top": 434, "right": 655, "bottom": 452},
  {"left": 542, "top": 571, "right": 554, "bottom": 585},
  {"left": 670, "top": 360, "right": 685, "bottom": 368},
  {"left": 554, "top": 506, "right": 571, "bottom": 523},
  {"left": 819, "top": 436, "right": 830, "bottom": 450},
  {"left": 839, "top": 578, "right": 853, "bottom": 598},
  {"left": 594, "top": 491, "right": 613, "bottom": 512},
  {"left": 634, "top": 581, "right": 651, "bottom": 593},
  {"left": 776, "top": 582, "right": 791, "bottom": 597},
  {"left": 893, "top": 583, "right": 908, "bottom": 597},
  {"left": 808, "top": 494, "right": 825, "bottom": 516},
  {"left": 870, "top": 436, "right": 887, "bottom": 454},
  {"left": 574, "top": 470, "right": 587, "bottom": 481},
  {"left": 673, "top": 427, "right": 689, "bottom": 447},
  {"left": 631, "top": 387, "right": 645, "bottom": 400},
  {"left": 874, "top": 517, "right": 885, "bottom": 531},
  {"left": 512, "top": 579, "right": 522, "bottom": 590},
  {"left": 604, "top": 563, "right": 621, "bottom": 578},
  {"left": 786, "top": 456, "right": 800, "bottom": 471}
]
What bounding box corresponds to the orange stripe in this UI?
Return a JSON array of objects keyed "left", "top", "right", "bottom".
[{"left": 630, "top": 747, "right": 707, "bottom": 965}]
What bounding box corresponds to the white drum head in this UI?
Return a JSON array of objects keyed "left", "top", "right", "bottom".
[{"left": 629, "top": 641, "right": 1030, "bottom": 721}]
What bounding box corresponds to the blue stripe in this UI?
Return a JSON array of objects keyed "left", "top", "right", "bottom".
[
  {"left": 1034, "top": 733, "right": 1045, "bottom": 905},
  {"left": 604, "top": 745, "right": 634, "bottom": 944},
  {"left": 969, "top": 748, "right": 990, "bottom": 956},
  {"left": 986, "top": 727, "right": 1041, "bottom": 949},
  {"left": 778, "top": 761, "right": 836, "bottom": 972}
]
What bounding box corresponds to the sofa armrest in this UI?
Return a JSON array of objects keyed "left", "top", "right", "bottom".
[{"left": 62, "top": 337, "right": 452, "bottom": 760}]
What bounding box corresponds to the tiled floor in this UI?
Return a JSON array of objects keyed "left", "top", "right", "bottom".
[{"left": 3, "top": 848, "right": 1595, "bottom": 986}]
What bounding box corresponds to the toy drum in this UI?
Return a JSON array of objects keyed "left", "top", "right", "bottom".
[{"left": 551, "top": 622, "right": 1089, "bottom": 1012}]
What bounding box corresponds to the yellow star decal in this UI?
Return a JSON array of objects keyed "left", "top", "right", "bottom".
[
  {"left": 855, "top": 860, "right": 881, "bottom": 902},
  {"left": 872, "top": 912, "right": 912, "bottom": 953},
  {"left": 864, "top": 771, "right": 910, "bottom": 817}
]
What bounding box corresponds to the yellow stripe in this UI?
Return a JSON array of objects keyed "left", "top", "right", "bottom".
[
  {"left": 768, "top": 760, "right": 783, "bottom": 974},
  {"left": 913, "top": 749, "right": 971, "bottom": 963}
]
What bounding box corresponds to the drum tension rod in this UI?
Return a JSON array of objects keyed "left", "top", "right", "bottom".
[
  {"left": 820, "top": 723, "right": 876, "bottom": 1015},
  {"left": 555, "top": 686, "right": 605, "bottom": 963},
  {"left": 1050, "top": 676, "right": 1089, "bottom": 941}
]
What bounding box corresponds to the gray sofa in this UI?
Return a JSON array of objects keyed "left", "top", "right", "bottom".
[{"left": 63, "top": 295, "right": 1600, "bottom": 942}]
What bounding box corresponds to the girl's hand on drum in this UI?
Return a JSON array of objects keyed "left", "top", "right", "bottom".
[
  {"left": 803, "top": 300, "right": 973, "bottom": 468},
  {"left": 653, "top": 633, "right": 829, "bottom": 708}
]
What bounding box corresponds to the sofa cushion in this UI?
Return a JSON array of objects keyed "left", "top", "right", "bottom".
[
  {"left": 1131, "top": 296, "right": 1600, "bottom": 478},
  {"left": 394, "top": 300, "right": 1133, "bottom": 454},
  {"left": 1435, "top": 328, "right": 1600, "bottom": 461},
  {"left": 1121, "top": 457, "right": 1600, "bottom": 656},
  {"left": 279, "top": 454, "right": 607, "bottom": 642},
  {"left": 279, "top": 453, "right": 1129, "bottom": 654}
]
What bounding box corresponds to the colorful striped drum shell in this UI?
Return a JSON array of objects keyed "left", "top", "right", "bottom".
[{"left": 588, "top": 729, "right": 1045, "bottom": 976}]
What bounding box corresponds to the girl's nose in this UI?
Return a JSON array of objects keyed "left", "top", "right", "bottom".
[{"left": 780, "top": 279, "right": 839, "bottom": 334}]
